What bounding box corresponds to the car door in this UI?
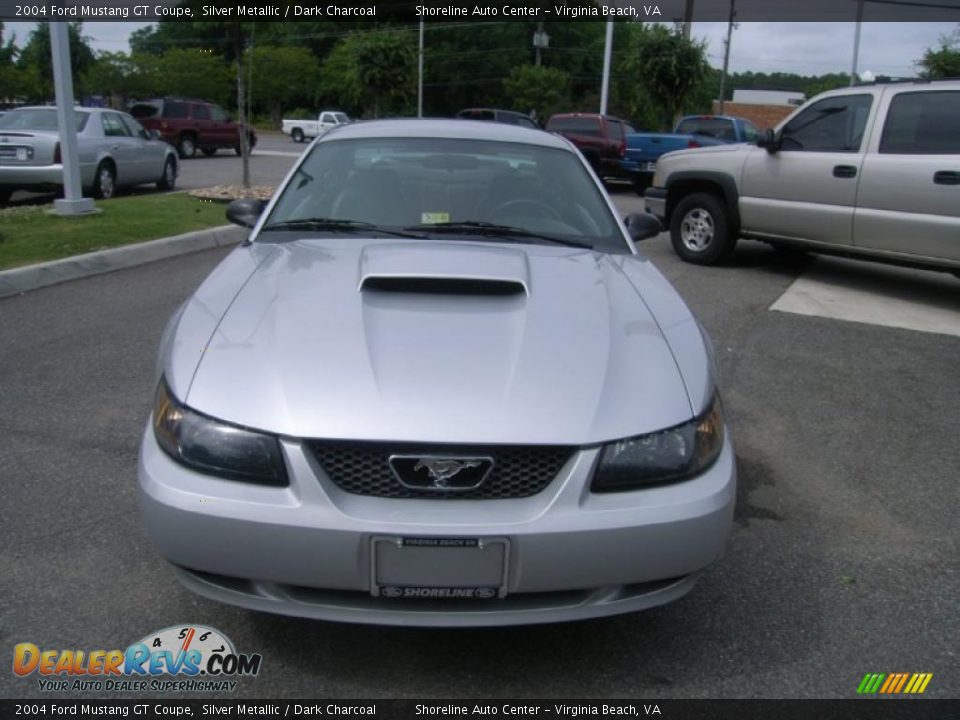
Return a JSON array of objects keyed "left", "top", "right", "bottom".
[
  {"left": 209, "top": 104, "right": 237, "bottom": 148},
  {"left": 738, "top": 93, "right": 876, "bottom": 246},
  {"left": 101, "top": 112, "right": 146, "bottom": 185},
  {"left": 120, "top": 113, "right": 166, "bottom": 182},
  {"left": 854, "top": 88, "right": 960, "bottom": 262},
  {"left": 190, "top": 103, "right": 214, "bottom": 148}
]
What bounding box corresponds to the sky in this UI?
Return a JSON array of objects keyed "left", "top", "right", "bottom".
[{"left": 2, "top": 21, "right": 957, "bottom": 78}]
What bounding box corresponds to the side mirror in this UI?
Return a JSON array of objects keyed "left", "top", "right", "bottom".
[
  {"left": 226, "top": 198, "right": 267, "bottom": 228},
  {"left": 148, "top": 129, "right": 161, "bottom": 140},
  {"left": 758, "top": 128, "right": 780, "bottom": 153},
  {"left": 624, "top": 212, "right": 662, "bottom": 242}
]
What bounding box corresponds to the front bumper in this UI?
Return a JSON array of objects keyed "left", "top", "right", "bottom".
[
  {"left": 138, "top": 425, "right": 736, "bottom": 626},
  {"left": 644, "top": 187, "right": 667, "bottom": 222}
]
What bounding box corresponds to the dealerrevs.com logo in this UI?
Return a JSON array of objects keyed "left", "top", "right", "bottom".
[{"left": 13, "top": 625, "right": 261, "bottom": 693}]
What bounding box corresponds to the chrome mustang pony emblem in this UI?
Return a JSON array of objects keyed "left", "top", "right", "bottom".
[
  {"left": 389, "top": 455, "right": 494, "bottom": 492},
  {"left": 414, "top": 458, "right": 483, "bottom": 487}
]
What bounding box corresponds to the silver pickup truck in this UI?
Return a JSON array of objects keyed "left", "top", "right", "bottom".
[{"left": 644, "top": 80, "right": 960, "bottom": 276}]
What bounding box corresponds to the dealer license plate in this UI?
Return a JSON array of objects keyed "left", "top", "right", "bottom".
[{"left": 370, "top": 536, "right": 509, "bottom": 599}]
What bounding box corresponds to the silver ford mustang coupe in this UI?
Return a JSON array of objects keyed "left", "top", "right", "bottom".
[{"left": 138, "top": 119, "right": 736, "bottom": 626}]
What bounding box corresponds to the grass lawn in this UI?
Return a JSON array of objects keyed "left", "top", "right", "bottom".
[{"left": 0, "top": 193, "right": 230, "bottom": 271}]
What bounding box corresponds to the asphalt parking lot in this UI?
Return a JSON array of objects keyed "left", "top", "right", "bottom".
[{"left": 1, "top": 151, "right": 957, "bottom": 700}]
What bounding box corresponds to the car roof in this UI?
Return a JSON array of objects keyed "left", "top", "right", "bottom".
[{"left": 322, "top": 118, "right": 567, "bottom": 149}]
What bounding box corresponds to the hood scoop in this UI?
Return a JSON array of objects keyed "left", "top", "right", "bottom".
[{"left": 357, "top": 242, "right": 530, "bottom": 296}]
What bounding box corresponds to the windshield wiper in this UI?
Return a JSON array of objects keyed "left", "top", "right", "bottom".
[
  {"left": 403, "top": 221, "right": 590, "bottom": 248},
  {"left": 260, "top": 218, "right": 425, "bottom": 239}
]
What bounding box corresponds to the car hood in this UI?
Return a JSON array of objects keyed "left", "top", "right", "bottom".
[{"left": 179, "top": 238, "right": 696, "bottom": 445}]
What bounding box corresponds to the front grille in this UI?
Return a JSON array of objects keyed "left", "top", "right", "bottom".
[{"left": 306, "top": 441, "right": 574, "bottom": 499}]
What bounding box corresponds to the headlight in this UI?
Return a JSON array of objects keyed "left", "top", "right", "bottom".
[
  {"left": 651, "top": 167, "right": 663, "bottom": 188},
  {"left": 152, "top": 379, "right": 288, "bottom": 486},
  {"left": 591, "top": 396, "right": 724, "bottom": 492}
]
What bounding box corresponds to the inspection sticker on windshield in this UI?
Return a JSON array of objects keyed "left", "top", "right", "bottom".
[{"left": 420, "top": 212, "right": 450, "bottom": 224}]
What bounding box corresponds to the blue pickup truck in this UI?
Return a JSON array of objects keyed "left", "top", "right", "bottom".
[{"left": 622, "top": 115, "right": 761, "bottom": 193}]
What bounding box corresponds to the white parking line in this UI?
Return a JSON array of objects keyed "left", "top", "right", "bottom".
[
  {"left": 770, "top": 256, "right": 960, "bottom": 338},
  {"left": 252, "top": 149, "right": 302, "bottom": 158}
]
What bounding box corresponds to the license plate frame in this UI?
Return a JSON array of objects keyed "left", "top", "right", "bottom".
[{"left": 370, "top": 536, "right": 510, "bottom": 600}]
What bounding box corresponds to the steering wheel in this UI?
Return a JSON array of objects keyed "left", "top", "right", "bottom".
[{"left": 488, "top": 199, "right": 562, "bottom": 222}]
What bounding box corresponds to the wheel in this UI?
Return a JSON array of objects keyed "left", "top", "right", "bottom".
[
  {"left": 156, "top": 157, "right": 176, "bottom": 191},
  {"left": 201, "top": 147, "right": 217, "bottom": 157},
  {"left": 92, "top": 161, "right": 116, "bottom": 200},
  {"left": 0, "top": 188, "right": 11, "bottom": 205},
  {"left": 291, "top": 128, "right": 304, "bottom": 143},
  {"left": 669, "top": 192, "right": 736, "bottom": 265},
  {"left": 488, "top": 199, "right": 562, "bottom": 222},
  {"left": 177, "top": 134, "right": 196, "bottom": 159}
]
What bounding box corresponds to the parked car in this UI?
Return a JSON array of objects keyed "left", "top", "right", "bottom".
[
  {"left": 624, "top": 115, "right": 760, "bottom": 193},
  {"left": 129, "top": 98, "right": 256, "bottom": 159},
  {"left": 0, "top": 106, "right": 178, "bottom": 204},
  {"left": 281, "top": 110, "right": 351, "bottom": 143},
  {"left": 644, "top": 80, "right": 960, "bottom": 275},
  {"left": 138, "top": 118, "right": 736, "bottom": 626},
  {"left": 456, "top": 108, "right": 540, "bottom": 128},
  {"left": 545, "top": 112, "right": 633, "bottom": 181}
]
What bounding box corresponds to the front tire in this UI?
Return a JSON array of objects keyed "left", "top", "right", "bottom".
[
  {"left": 0, "top": 188, "right": 11, "bottom": 205},
  {"left": 201, "top": 147, "right": 217, "bottom": 157},
  {"left": 669, "top": 192, "right": 736, "bottom": 265},
  {"left": 291, "top": 128, "right": 304, "bottom": 143},
  {"left": 156, "top": 157, "right": 176, "bottom": 191},
  {"left": 93, "top": 161, "right": 116, "bottom": 200}
]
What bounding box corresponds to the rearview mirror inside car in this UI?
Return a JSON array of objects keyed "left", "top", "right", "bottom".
[
  {"left": 226, "top": 198, "right": 267, "bottom": 228},
  {"left": 624, "top": 212, "right": 662, "bottom": 242}
]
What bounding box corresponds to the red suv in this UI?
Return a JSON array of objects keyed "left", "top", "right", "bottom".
[
  {"left": 130, "top": 98, "right": 257, "bottom": 159},
  {"left": 545, "top": 113, "right": 633, "bottom": 180}
]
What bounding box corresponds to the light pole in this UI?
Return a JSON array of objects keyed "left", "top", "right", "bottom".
[
  {"left": 850, "top": 0, "right": 865, "bottom": 85},
  {"left": 600, "top": 20, "right": 613, "bottom": 115},
  {"left": 718, "top": 0, "right": 736, "bottom": 115},
  {"left": 51, "top": 23, "right": 94, "bottom": 216},
  {"left": 418, "top": 19, "right": 424, "bottom": 118}
]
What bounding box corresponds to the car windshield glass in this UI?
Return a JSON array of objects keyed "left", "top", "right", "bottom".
[
  {"left": 129, "top": 102, "right": 161, "bottom": 119},
  {"left": 0, "top": 109, "right": 89, "bottom": 131},
  {"left": 676, "top": 117, "right": 735, "bottom": 140},
  {"left": 262, "top": 136, "right": 623, "bottom": 251}
]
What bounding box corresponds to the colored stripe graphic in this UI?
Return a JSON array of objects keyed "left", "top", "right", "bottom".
[{"left": 857, "top": 672, "right": 932, "bottom": 694}]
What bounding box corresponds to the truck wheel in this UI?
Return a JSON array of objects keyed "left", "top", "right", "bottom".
[
  {"left": 670, "top": 192, "right": 736, "bottom": 265},
  {"left": 292, "top": 128, "right": 304, "bottom": 143},
  {"left": 177, "top": 134, "right": 196, "bottom": 159},
  {"left": 0, "top": 188, "right": 11, "bottom": 205}
]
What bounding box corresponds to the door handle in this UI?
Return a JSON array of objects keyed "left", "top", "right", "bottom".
[
  {"left": 933, "top": 171, "right": 960, "bottom": 185},
  {"left": 833, "top": 165, "right": 857, "bottom": 178}
]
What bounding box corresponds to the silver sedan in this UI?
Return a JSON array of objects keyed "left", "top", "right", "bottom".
[
  {"left": 138, "top": 119, "right": 736, "bottom": 626},
  {"left": 0, "top": 106, "right": 178, "bottom": 204}
]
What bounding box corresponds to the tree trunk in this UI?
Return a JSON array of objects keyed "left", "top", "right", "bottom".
[{"left": 235, "top": 22, "right": 250, "bottom": 189}]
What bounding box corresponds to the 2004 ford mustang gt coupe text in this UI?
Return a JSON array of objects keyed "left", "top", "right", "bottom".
[{"left": 138, "top": 119, "right": 736, "bottom": 626}]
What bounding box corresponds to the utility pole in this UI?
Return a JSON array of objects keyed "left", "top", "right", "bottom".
[
  {"left": 234, "top": 22, "right": 250, "bottom": 189},
  {"left": 600, "top": 20, "right": 613, "bottom": 115},
  {"left": 682, "top": 0, "right": 694, "bottom": 38},
  {"left": 418, "top": 19, "right": 424, "bottom": 117},
  {"left": 718, "top": 0, "right": 736, "bottom": 115},
  {"left": 850, "top": 0, "right": 864, "bottom": 85},
  {"left": 534, "top": 21, "right": 545, "bottom": 66}
]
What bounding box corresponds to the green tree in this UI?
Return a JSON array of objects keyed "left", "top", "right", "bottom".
[
  {"left": 16, "top": 22, "right": 95, "bottom": 101},
  {"left": 320, "top": 28, "right": 416, "bottom": 118},
  {"left": 154, "top": 48, "right": 233, "bottom": 105},
  {"left": 246, "top": 45, "right": 319, "bottom": 125},
  {"left": 0, "top": 21, "right": 25, "bottom": 102},
  {"left": 917, "top": 30, "right": 960, "bottom": 79},
  {"left": 502, "top": 65, "right": 572, "bottom": 123},
  {"left": 626, "top": 24, "right": 709, "bottom": 130}
]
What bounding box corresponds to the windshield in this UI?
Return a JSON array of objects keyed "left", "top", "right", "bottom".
[
  {"left": 0, "top": 109, "right": 90, "bottom": 131},
  {"left": 676, "top": 117, "right": 736, "bottom": 140},
  {"left": 263, "top": 136, "right": 624, "bottom": 252}
]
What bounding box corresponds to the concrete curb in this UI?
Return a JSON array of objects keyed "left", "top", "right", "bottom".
[{"left": 0, "top": 224, "right": 246, "bottom": 299}]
